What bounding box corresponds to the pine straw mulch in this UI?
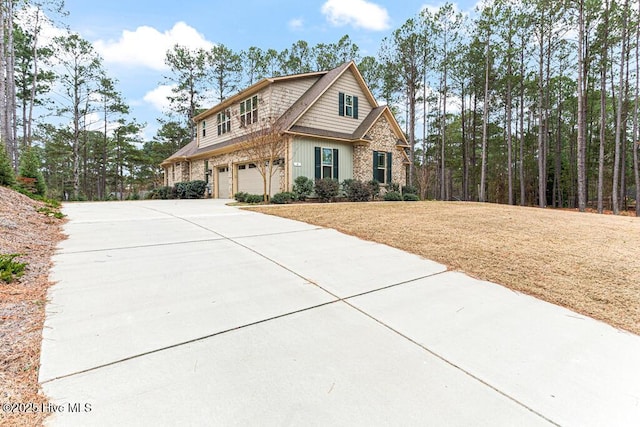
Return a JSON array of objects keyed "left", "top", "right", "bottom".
[
  {"left": 248, "top": 201, "right": 640, "bottom": 336},
  {"left": 0, "top": 186, "right": 66, "bottom": 427}
]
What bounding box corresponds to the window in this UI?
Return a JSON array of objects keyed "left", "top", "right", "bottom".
[
  {"left": 240, "top": 96, "right": 258, "bottom": 127},
  {"left": 322, "top": 148, "right": 333, "bottom": 179},
  {"left": 338, "top": 92, "right": 359, "bottom": 119},
  {"left": 217, "top": 110, "right": 231, "bottom": 135},
  {"left": 315, "top": 147, "right": 339, "bottom": 180},
  {"left": 202, "top": 121, "right": 206, "bottom": 137},
  {"left": 373, "top": 151, "right": 392, "bottom": 184}
]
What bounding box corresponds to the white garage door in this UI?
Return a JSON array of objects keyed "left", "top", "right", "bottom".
[
  {"left": 237, "top": 162, "right": 282, "bottom": 196},
  {"left": 217, "top": 167, "right": 229, "bottom": 199}
]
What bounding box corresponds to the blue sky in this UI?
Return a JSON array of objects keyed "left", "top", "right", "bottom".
[{"left": 57, "top": 0, "right": 479, "bottom": 140}]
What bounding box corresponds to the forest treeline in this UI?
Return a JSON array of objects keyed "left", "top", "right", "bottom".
[{"left": 0, "top": 0, "right": 638, "bottom": 215}]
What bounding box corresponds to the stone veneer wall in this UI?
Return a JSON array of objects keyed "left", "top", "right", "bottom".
[
  {"left": 353, "top": 116, "right": 406, "bottom": 186},
  {"left": 190, "top": 160, "right": 206, "bottom": 182}
]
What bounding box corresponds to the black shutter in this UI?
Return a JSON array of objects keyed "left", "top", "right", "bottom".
[
  {"left": 372, "top": 150, "right": 378, "bottom": 181},
  {"left": 353, "top": 96, "right": 359, "bottom": 119},
  {"left": 314, "top": 147, "right": 321, "bottom": 179},
  {"left": 338, "top": 92, "right": 345, "bottom": 116},
  {"left": 387, "top": 152, "right": 392, "bottom": 184},
  {"left": 333, "top": 149, "right": 339, "bottom": 180}
]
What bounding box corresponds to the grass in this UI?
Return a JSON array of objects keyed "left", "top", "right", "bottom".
[{"left": 248, "top": 201, "right": 640, "bottom": 336}]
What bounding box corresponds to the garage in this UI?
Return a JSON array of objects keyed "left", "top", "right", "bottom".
[
  {"left": 236, "top": 161, "right": 282, "bottom": 196},
  {"left": 217, "top": 167, "right": 229, "bottom": 198}
]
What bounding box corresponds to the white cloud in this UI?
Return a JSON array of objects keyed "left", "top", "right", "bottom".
[
  {"left": 94, "top": 22, "right": 214, "bottom": 71},
  {"left": 289, "top": 18, "right": 304, "bottom": 31},
  {"left": 143, "top": 84, "right": 175, "bottom": 112},
  {"left": 321, "top": 0, "right": 390, "bottom": 31}
]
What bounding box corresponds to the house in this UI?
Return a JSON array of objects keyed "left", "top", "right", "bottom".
[{"left": 161, "top": 61, "right": 409, "bottom": 198}]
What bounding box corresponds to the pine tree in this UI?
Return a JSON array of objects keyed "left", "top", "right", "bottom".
[
  {"left": 18, "top": 147, "right": 46, "bottom": 195},
  {"left": 0, "top": 143, "right": 15, "bottom": 186}
]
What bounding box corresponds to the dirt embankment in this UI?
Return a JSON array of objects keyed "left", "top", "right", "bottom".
[{"left": 0, "top": 186, "right": 66, "bottom": 427}]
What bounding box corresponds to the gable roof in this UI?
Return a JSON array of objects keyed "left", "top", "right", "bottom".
[
  {"left": 192, "top": 70, "right": 327, "bottom": 122},
  {"left": 163, "top": 62, "right": 408, "bottom": 165}
]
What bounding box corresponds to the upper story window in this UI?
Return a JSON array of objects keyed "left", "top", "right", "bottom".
[
  {"left": 217, "top": 110, "right": 231, "bottom": 135},
  {"left": 338, "top": 92, "right": 358, "bottom": 119},
  {"left": 202, "top": 120, "right": 206, "bottom": 137},
  {"left": 240, "top": 95, "right": 258, "bottom": 127}
]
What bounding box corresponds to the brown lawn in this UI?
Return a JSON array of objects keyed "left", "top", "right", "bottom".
[{"left": 248, "top": 201, "right": 640, "bottom": 336}]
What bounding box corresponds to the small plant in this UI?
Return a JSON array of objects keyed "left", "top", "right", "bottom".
[
  {"left": 367, "top": 180, "right": 381, "bottom": 200},
  {"left": 402, "top": 185, "right": 418, "bottom": 195},
  {"left": 384, "top": 191, "right": 403, "bottom": 201},
  {"left": 175, "top": 180, "right": 207, "bottom": 199},
  {"left": 271, "top": 192, "right": 296, "bottom": 204},
  {"left": 148, "top": 186, "right": 175, "bottom": 199},
  {"left": 0, "top": 143, "right": 15, "bottom": 186},
  {"left": 244, "top": 194, "right": 264, "bottom": 204},
  {"left": 0, "top": 254, "right": 27, "bottom": 283},
  {"left": 314, "top": 178, "right": 340, "bottom": 202},
  {"left": 402, "top": 193, "right": 420, "bottom": 201},
  {"left": 293, "top": 176, "right": 313, "bottom": 201},
  {"left": 388, "top": 182, "right": 400, "bottom": 192},
  {"left": 37, "top": 206, "right": 65, "bottom": 219},
  {"left": 234, "top": 192, "right": 248, "bottom": 202},
  {"left": 342, "top": 179, "right": 371, "bottom": 202}
]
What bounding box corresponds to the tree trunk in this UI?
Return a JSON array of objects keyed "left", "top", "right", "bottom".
[
  {"left": 0, "top": 4, "right": 9, "bottom": 168},
  {"left": 461, "top": 83, "right": 468, "bottom": 201},
  {"left": 612, "top": 0, "right": 629, "bottom": 215},
  {"left": 537, "top": 18, "right": 547, "bottom": 208},
  {"left": 598, "top": 0, "right": 609, "bottom": 213},
  {"left": 519, "top": 34, "right": 526, "bottom": 206},
  {"left": 479, "top": 27, "right": 490, "bottom": 203},
  {"left": 577, "top": 0, "right": 587, "bottom": 212},
  {"left": 634, "top": 7, "right": 640, "bottom": 217},
  {"left": 27, "top": 8, "right": 42, "bottom": 147}
]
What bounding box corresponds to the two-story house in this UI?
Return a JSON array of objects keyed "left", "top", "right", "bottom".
[{"left": 161, "top": 61, "right": 409, "bottom": 198}]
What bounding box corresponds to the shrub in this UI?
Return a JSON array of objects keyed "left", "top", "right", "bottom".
[
  {"left": 244, "top": 194, "right": 264, "bottom": 204},
  {"left": 402, "top": 185, "right": 418, "bottom": 195},
  {"left": 148, "top": 186, "right": 175, "bottom": 200},
  {"left": 271, "top": 191, "right": 296, "bottom": 204},
  {"left": 388, "top": 182, "right": 400, "bottom": 193},
  {"left": 314, "top": 178, "right": 340, "bottom": 202},
  {"left": 0, "top": 144, "right": 15, "bottom": 186},
  {"left": 384, "top": 191, "right": 402, "bottom": 201},
  {"left": 175, "top": 180, "right": 206, "bottom": 199},
  {"left": 293, "top": 176, "right": 313, "bottom": 201},
  {"left": 18, "top": 147, "right": 46, "bottom": 195},
  {"left": 402, "top": 193, "right": 420, "bottom": 201},
  {"left": 0, "top": 254, "right": 26, "bottom": 283},
  {"left": 342, "top": 179, "right": 371, "bottom": 202},
  {"left": 234, "top": 192, "right": 248, "bottom": 202},
  {"left": 367, "top": 180, "right": 381, "bottom": 200}
]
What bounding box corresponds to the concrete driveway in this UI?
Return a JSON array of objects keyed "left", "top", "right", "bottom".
[{"left": 40, "top": 199, "right": 640, "bottom": 426}]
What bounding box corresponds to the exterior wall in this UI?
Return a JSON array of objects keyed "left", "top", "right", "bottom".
[
  {"left": 353, "top": 116, "right": 407, "bottom": 187},
  {"left": 203, "top": 150, "right": 287, "bottom": 198},
  {"left": 295, "top": 70, "right": 372, "bottom": 134},
  {"left": 196, "top": 77, "right": 318, "bottom": 150},
  {"left": 267, "top": 77, "right": 318, "bottom": 118},
  {"left": 197, "top": 87, "right": 270, "bottom": 149},
  {"left": 190, "top": 159, "right": 206, "bottom": 182},
  {"left": 291, "top": 138, "right": 354, "bottom": 182}
]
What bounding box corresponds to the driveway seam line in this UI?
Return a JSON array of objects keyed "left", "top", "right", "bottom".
[
  {"left": 340, "top": 299, "right": 561, "bottom": 426},
  {"left": 40, "top": 300, "right": 339, "bottom": 385}
]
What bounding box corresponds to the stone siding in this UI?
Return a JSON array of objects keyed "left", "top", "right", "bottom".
[{"left": 353, "top": 116, "right": 406, "bottom": 187}]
